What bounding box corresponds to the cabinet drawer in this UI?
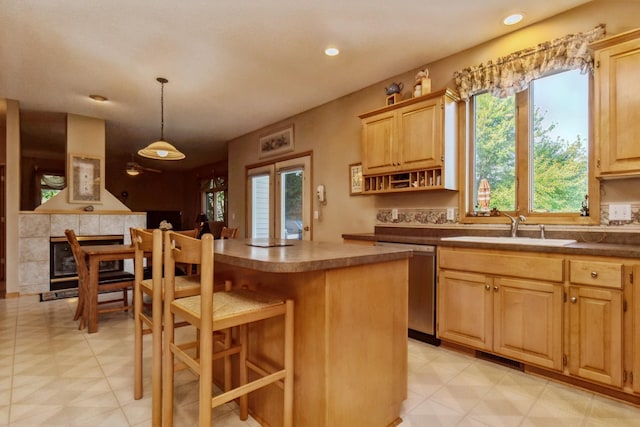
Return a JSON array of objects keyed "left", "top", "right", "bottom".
[
  {"left": 569, "top": 260, "right": 623, "bottom": 288},
  {"left": 438, "top": 248, "right": 563, "bottom": 282}
]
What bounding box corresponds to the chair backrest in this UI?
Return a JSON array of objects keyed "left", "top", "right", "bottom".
[
  {"left": 220, "top": 227, "right": 239, "bottom": 239},
  {"left": 163, "top": 231, "right": 214, "bottom": 302},
  {"left": 64, "top": 229, "right": 89, "bottom": 284},
  {"left": 177, "top": 228, "right": 198, "bottom": 238},
  {"left": 132, "top": 228, "right": 163, "bottom": 284}
]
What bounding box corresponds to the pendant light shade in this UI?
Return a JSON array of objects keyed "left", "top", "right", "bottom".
[{"left": 138, "top": 77, "right": 185, "bottom": 160}]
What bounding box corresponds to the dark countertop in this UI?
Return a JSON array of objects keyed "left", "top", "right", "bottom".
[
  {"left": 213, "top": 238, "right": 411, "bottom": 273},
  {"left": 342, "top": 229, "right": 640, "bottom": 259}
]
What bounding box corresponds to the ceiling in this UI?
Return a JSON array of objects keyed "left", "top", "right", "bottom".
[{"left": 1, "top": 0, "right": 591, "bottom": 171}]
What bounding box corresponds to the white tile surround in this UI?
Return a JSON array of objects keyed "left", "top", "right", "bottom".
[{"left": 17, "top": 213, "right": 146, "bottom": 295}]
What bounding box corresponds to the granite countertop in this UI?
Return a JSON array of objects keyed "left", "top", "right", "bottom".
[
  {"left": 213, "top": 238, "right": 411, "bottom": 273},
  {"left": 342, "top": 230, "right": 640, "bottom": 259}
]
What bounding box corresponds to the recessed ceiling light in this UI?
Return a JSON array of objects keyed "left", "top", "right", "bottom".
[
  {"left": 503, "top": 13, "right": 524, "bottom": 26},
  {"left": 89, "top": 94, "right": 108, "bottom": 102},
  {"left": 324, "top": 47, "right": 340, "bottom": 57}
]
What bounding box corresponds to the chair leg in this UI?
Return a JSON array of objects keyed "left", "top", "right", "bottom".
[
  {"left": 283, "top": 300, "right": 295, "bottom": 427},
  {"left": 134, "top": 284, "right": 143, "bottom": 400},
  {"left": 224, "top": 329, "right": 232, "bottom": 392},
  {"left": 162, "top": 310, "right": 175, "bottom": 427},
  {"left": 239, "top": 323, "right": 249, "bottom": 421},
  {"left": 199, "top": 323, "right": 214, "bottom": 426},
  {"left": 151, "top": 289, "right": 163, "bottom": 426}
]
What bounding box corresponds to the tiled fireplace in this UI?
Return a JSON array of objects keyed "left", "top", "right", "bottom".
[{"left": 18, "top": 212, "right": 146, "bottom": 295}]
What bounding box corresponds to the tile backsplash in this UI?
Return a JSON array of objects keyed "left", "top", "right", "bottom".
[{"left": 375, "top": 204, "right": 640, "bottom": 226}]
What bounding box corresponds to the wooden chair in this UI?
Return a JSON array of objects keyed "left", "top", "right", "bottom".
[
  {"left": 162, "top": 232, "right": 294, "bottom": 427},
  {"left": 64, "top": 229, "right": 134, "bottom": 330},
  {"left": 219, "top": 226, "right": 239, "bottom": 239},
  {"left": 131, "top": 228, "right": 201, "bottom": 426}
]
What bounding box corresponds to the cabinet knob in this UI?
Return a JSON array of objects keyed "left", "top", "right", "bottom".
[
  {"left": 570, "top": 296, "right": 578, "bottom": 303},
  {"left": 485, "top": 284, "right": 490, "bottom": 291},
  {"left": 591, "top": 271, "right": 598, "bottom": 278},
  {"left": 493, "top": 285, "right": 499, "bottom": 292}
]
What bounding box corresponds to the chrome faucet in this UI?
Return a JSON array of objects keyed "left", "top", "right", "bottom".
[{"left": 503, "top": 213, "right": 526, "bottom": 237}]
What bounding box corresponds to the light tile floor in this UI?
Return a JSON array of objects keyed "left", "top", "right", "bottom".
[{"left": 2, "top": 295, "right": 640, "bottom": 426}]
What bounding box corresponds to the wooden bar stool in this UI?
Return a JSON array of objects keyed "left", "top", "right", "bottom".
[
  {"left": 131, "top": 228, "right": 201, "bottom": 426},
  {"left": 162, "top": 232, "right": 294, "bottom": 427}
]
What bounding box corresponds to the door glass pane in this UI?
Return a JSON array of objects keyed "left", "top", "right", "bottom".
[
  {"left": 251, "top": 175, "right": 270, "bottom": 238},
  {"left": 530, "top": 69, "right": 589, "bottom": 213},
  {"left": 280, "top": 169, "right": 303, "bottom": 240}
]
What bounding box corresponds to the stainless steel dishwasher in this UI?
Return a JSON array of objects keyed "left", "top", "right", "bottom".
[{"left": 376, "top": 241, "right": 439, "bottom": 345}]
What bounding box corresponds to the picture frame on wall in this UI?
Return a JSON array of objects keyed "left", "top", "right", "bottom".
[
  {"left": 68, "top": 153, "right": 103, "bottom": 204},
  {"left": 259, "top": 125, "right": 294, "bottom": 158},
  {"left": 349, "top": 163, "right": 363, "bottom": 195}
]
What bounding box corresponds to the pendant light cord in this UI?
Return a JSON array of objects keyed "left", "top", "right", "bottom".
[
  {"left": 160, "top": 80, "right": 165, "bottom": 140},
  {"left": 157, "top": 77, "right": 168, "bottom": 141}
]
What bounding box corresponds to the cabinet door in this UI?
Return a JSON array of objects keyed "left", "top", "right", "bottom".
[
  {"left": 568, "top": 286, "right": 623, "bottom": 387},
  {"left": 437, "top": 270, "right": 492, "bottom": 350},
  {"left": 361, "top": 111, "right": 396, "bottom": 174},
  {"left": 634, "top": 265, "right": 640, "bottom": 394},
  {"left": 595, "top": 37, "right": 640, "bottom": 176},
  {"left": 397, "top": 97, "right": 441, "bottom": 169},
  {"left": 493, "top": 278, "right": 563, "bottom": 370}
]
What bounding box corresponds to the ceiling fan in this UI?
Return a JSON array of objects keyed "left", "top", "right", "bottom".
[{"left": 125, "top": 156, "right": 162, "bottom": 176}]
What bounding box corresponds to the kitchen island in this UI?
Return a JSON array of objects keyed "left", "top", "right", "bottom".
[{"left": 212, "top": 238, "right": 411, "bottom": 427}]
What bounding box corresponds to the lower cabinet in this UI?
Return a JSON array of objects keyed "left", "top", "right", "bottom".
[
  {"left": 438, "top": 268, "right": 562, "bottom": 370},
  {"left": 494, "top": 277, "right": 563, "bottom": 370},
  {"left": 568, "top": 285, "right": 623, "bottom": 387},
  {"left": 438, "top": 246, "right": 640, "bottom": 400},
  {"left": 634, "top": 265, "right": 640, "bottom": 394}
]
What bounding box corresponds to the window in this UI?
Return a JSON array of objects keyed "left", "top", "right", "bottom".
[
  {"left": 38, "top": 172, "right": 65, "bottom": 205},
  {"left": 201, "top": 176, "right": 227, "bottom": 222},
  {"left": 469, "top": 69, "right": 591, "bottom": 221}
]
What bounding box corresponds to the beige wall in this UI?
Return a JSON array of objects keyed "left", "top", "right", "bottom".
[
  {"left": 228, "top": 0, "right": 640, "bottom": 242},
  {"left": 6, "top": 99, "right": 21, "bottom": 295}
]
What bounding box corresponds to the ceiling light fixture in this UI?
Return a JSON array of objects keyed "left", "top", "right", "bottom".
[
  {"left": 89, "top": 94, "right": 108, "bottom": 102},
  {"left": 503, "top": 13, "right": 524, "bottom": 25},
  {"left": 125, "top": 165, "right": 141, "bottom": 176},
  {"left": 324, "top": 47, "right": 340, "bottom": 56},
  {"left": 137, "top": 77, "right": 185, "bottom": 160}
]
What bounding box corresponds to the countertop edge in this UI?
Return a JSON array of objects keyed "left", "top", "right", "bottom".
[{"left": 342, "top": 233, "right": 640, "bottom": 259}]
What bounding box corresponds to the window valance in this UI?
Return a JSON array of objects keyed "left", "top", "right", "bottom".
[
  {"left": 199, "top": 176, "right": 227, "bottom": 192},
  {"left": 453, "top": 24, "right": 606, "bottom": 100}
]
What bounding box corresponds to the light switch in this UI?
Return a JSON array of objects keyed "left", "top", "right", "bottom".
[{"left": 391, "top": 209, "right": 398, "bottom": 220}]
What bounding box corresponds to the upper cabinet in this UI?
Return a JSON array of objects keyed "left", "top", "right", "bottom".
[
  {"left": 591, "top": 28, "right": 640, "bottom": 178},
  {"left": 359, "top": 88, "right": 459, "bottom": 193}
]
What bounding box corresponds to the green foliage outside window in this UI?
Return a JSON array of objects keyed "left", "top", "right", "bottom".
[{"left": 473, "top": 70, "right": 588, "bottom": 214}]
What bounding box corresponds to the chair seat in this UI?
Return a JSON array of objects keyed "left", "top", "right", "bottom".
[
  {"left": 140, "top": 275, "right": 201, "bottom": 298},
  {"left": 172, "top": 289, "right": 286, "bottom": 330}
]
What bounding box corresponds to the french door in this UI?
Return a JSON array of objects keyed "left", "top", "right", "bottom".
[{"left": 247, "top": 155, "right": 311, "bottom": 240}]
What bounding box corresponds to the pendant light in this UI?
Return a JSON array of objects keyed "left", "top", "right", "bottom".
[{"left": 137, "top": 77, "right": 185, "bottom": 160}]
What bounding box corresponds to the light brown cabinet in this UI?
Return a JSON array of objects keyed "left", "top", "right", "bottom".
[
  {"left": 567, "top": 258, "right": 625, "bottom": 387},
  {"left": 359, "top": 88, "right": 458, "bottom": 193},
  {"left": 634, "top": 265, "right": 640, "bottom": 394},
  {"left": 437, "top": 246, "right": 640, "bottom": 398},
  {"left": 437, "top": 247, "right": 563, "bottom": 371},
  {"left": 568, "top": 285, "right": 623, "bottom": 387},
  {"left": 591, "top": 28, "right": 640, "bottom": 178}
]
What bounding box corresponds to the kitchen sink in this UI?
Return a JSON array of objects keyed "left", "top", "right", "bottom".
[{"left": 440, "top": 236, "right": 577, "bottom": 247}]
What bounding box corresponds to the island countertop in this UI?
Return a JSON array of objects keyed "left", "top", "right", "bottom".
[{"left": 213, "top": 238, "right": 411, "bottom": 273}]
